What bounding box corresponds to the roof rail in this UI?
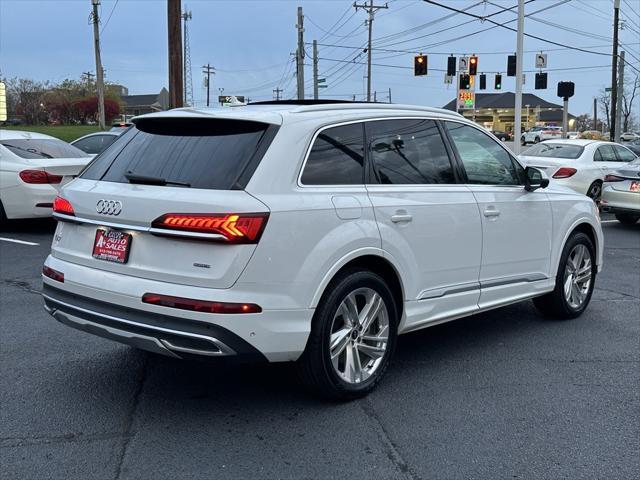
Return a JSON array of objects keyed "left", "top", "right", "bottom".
[{"left": 289, "top": 102, "right": 464, "bottom": 117}]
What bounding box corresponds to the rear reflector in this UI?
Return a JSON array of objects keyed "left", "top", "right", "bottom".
[
  {"left": 19, "top": 170, "right": 63, "bottom": 184},
  {"left": 42, "top": 265, "right": 64, "bottom": 282},
  {"left": 152, "top": 213, "right": 268, "bottom": 243},
  {"left": 53, "top": 196, "right": 75, "bottom": 216},
  {"left": 552, "top": 167, "right": 578, "bottom": 179},
  {"left": 142, "top": 293, "right": 262, "bottom": 314},
  {"left": 604, "top": 174, "right": 625, "bottom": 182}
]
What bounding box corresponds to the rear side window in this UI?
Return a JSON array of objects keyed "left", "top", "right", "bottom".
[
  {"left": 73, "top": 134, "right": 117, "bottom": 155},
  {"left": 613, "top": 145, "right": 637, "bottom": 162},
  {"left": 594, "top": 145, "right": 617, "bottom": 161},
  {"left": 80, "top": 119, "right": 273, "bottom": 190},
  {"left": 367, "top": 119, "right": 455, "bottom": 184},
  {"left": 523, "top": 143, "right": 584, "bottom": 159},
  {"left": 1, "top": 138, "right": 89, "bottom": 159},
  {"left": 301, "top": 123, "right": 364, "bottom": 185},
  {"left": 446, "top": 122, "right": 523, "bottom": 185}
]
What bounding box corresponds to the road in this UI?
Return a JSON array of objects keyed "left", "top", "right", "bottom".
[{"left": 1, "top": 218, "right": 638, "bottom": 480}]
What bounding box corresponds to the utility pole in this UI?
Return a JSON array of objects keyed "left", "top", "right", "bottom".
[
  {"left": 167, "top": 0, "right": 183, "bottom": 109},
  {"left": 296, "top": 7, "right": 305, "bottom": 100},
  {"left": 202, "top": 64, "right": 215, "bottom": 107},
  {"left": 610, "top": 0, "right": 620, "bottom": 141},
  {"left": 182, "top": 10, "right": 193, "bottom": 106},
  {"left": 373, "top": 91, "right": 377, "bottom": 102},
  {"left": 388, "top": 87, "right": 392, "bottom": 103},
  {"left": 313, "top": 40, "right": 319, "bottom": 100},
  {"left": 615, "top": 51, "right": 625, "bottom": 142},
  {"left": 273, "top": 87, "right": 283, "bottom": 101},
  {"left": 354, "top": 0, "right": 388, "bottom": 102},
  {"left": 91, "top": 0, "right": 106, "bottom": 129},
  {"left": 513, "top": 0, "right": 525, "bottom": 155},
  {"left": 593, "top": 98, "right": 598, "bottom": 130}
]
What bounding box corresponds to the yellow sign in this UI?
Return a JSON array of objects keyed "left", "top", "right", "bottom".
[{"left": 0, "top": 82, "right": 7, "bottom": 122}]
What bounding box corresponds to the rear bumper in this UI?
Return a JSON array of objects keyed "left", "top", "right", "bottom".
[
  {"left": 43, "top": 284, "right": 266, "bottom": 362},
  {"left": 600, "top": 187, "right": 640, "bottom": 214},
  {"left": 2, "top": 183, "right": 57, "bottom": 219},
  {"left": 42, "top": 255, "right": 314, "bottom": 362}
]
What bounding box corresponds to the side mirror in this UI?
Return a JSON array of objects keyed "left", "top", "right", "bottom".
[{"left": 525, "top": 166, "right": 549, "bottom": 191}]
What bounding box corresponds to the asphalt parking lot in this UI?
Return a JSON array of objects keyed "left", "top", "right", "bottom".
[{"left": 1, "top": 217, "right": 638, "bottom": 480}]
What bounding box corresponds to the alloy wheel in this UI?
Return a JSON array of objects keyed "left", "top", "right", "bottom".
[
  {"left": 563, "top": 244, "right": 592, "bottom": 309},
  {"left": 329, "top": 287, "right": 389, "bottom": 384}
]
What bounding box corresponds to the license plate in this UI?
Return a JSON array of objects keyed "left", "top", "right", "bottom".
[
  {"left": 92, "top": 229, "right": 132, "bottom": 264},
  {"left": 630, "top": 181, "right": 639, "bottom": 192}
]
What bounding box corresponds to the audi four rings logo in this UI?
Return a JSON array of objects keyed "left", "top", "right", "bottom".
[{"left": 96, "top": 200, "right": 122, "bottom": 216}]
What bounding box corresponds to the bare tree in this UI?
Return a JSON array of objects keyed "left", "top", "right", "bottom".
[
  {"left": 4, "top": 77, "right": 50, "bottom": 124},
  {"left": 621, "top": 74, "right": 639, "bottom": 132},
  {"left": 598, "top": 88, "right": 611, "bottom": 132}
]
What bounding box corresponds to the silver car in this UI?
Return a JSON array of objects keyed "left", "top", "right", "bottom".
[{"left": 600, "top": 157, "right": 640, "bottom": 224}]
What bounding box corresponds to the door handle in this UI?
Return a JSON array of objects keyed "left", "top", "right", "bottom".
[
  {"left": 483, "top": 207, "right": 500, "bottom": 218},
  {"left": 391, "top": 214, "right": 413, "bottom": 223}
]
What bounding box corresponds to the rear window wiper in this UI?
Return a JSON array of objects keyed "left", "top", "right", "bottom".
[{"left": 125, "top": 172, "right": 191, "bottom": 187}]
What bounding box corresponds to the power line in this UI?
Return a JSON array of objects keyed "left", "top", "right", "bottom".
[{"left": 100, "top": 0, "right": 119, "bottom": 34}]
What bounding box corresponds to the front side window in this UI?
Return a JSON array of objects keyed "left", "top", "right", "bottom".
[
  {"left": 446, "top": 122, "right": 522, "bottom": 185},
  {"left": 367, "top": 119, "right": 455, "bottom": 184},
  {"left": 301, "top": 123, "right": 364, "bottom": 185},
  {"left": 73, "top": 135, "right": 117, "bottom": 155}
]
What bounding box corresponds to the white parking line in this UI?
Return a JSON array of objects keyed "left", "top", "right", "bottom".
[{"left": 0, "top": 237, "right": 40, "bottom": 246}]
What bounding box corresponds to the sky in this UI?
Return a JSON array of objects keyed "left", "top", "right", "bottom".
[{"left": 1, "top": 0, "right": 639, "bottom": 116}]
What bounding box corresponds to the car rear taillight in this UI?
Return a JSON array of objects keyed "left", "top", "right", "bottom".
[
  {"left": 604, "top": 174, "right": 625, "bottom": 182},
  {"left": 42, "top": 265, "right": 64, "bottom": 283},
  {"left": 552, "top": 167, "right": 578, "bottom": 179},
  {"left": 151, "top": 213, "right": 268, "bottom": 243},
  {"left": 142, "top": 293, "right": 262, "bottom": 314},
  {"left": 52, "top": 196, "right": 75, "bottom": 216},
  {"left": 19, "top": 170, "right": 63, "bottom": 184}
]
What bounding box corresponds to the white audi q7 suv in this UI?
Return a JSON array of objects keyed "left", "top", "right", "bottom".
[{"left": 42, "top": 101, "right": 603, "bottom": 399}]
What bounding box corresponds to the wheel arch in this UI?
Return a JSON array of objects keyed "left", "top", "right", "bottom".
[
  {"left": 555, "top": 220, "right": 600, "bottom": 276},
  {"left": 310, "top": 252, "right": 405, "bottom": 324}
]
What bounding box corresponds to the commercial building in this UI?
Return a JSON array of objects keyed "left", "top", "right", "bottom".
[{"left": 443, "top": 92, "right": 576, "bottom": 133}]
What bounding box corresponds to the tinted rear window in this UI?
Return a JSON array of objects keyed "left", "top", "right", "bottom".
[
  {"left": 1, "top": 138, "right": 89, "bottom": 159},
  {"left": 80, "top": 119, "right": 273, "bottom": 190},
  {"left": 523, "top": 143, "right": 584, "bottom": 159}
]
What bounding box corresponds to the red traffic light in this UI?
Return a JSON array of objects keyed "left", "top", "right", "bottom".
[
  {"left": 469, "top": 56, "right": 478, "bottom": 76},
  {"left": 414, "top": 55, "right": 428, "bottom": 76}
]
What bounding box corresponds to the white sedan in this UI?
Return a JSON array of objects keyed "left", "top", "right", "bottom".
[
  {"left": 519, "top": 139, "right": 638, "bottom": 200},
  {"left": 521, "top": 125, "right": 562, "bottom": 145},
  {"left": 0, "top": 130, "right": 92, "bottom": 222}
]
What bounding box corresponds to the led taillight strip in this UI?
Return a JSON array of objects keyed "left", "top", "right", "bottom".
[{"left": 151, "top": 213, "right": 268, "bottom": 243}]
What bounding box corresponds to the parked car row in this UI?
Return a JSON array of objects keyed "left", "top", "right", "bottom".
[{"left": 518, "top": 139, "right": 639, "bottom": 224}]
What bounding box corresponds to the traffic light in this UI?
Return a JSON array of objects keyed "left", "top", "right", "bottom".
[
  {"left": 507, "top": 55, "right": 517, "bottom": 76},
  {"left": 414, "top": 55, "right": 428, "bottom": 76},
  {"left": 459, "top": 74, "right": 471, "bottom": 90},
  {"left": 495, "top": 74, "right": 502, "bottom": 90},
  {"left": 469, "top": 56, "right": 478, "bottom": 76},
  {"left": 535, "top": 72, "right": 548, "bottom": 90},
  {"left": 447, "top": 56, "right": 456, "bottom": 76},
  {"left": 479, "top": 73, "right": 487, "bottom": 90}
]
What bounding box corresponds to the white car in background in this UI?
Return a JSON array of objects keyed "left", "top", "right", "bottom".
[
  {"left": 521, "top": 125, "right": 562, "bottom": 145},
  {"left": 620, "top": 132, "right": 640, "bottom": 142},
  {"left": 0, "top": 130, "right": 91, "bottom": 222},
  {"left": 600, "top": 158, "right": 640, "bottom": 224},
  {"left": 71, "top": 131, "right": 120, "bottom": 155},
  {"left": 519, "top": 139, "right": 638, "bottom": 200}
]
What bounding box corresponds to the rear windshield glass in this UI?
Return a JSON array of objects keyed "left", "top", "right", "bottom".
[
  {"left": 1, "top": 138, "right": 89, "bottom": 159},
  {"left": 80, "top": 118, "right": 273, "bottom": 190},
  {"left": 523, "top": 143, "right": 584, "bottom": 159}
]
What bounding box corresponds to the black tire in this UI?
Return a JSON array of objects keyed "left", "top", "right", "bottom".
[
  {"left": 586, "top": 181, "right": 602, "bottom": 202},
  {"left": 296, "top": 268, "right": 398, "bottom": 400},
  {"left": 0, "top": 200, "right": 7, "bottom": 228},
  {"left": 534, "top": 136, "right": 541, "bottom": 143},
  {"left": 521, "top": 137, "right": 526, "bottom": 146},
  {"left": 533, "top": 232, "right": 596, "bottom": 320},
  {"left": 615, "top": 213, "right": 640, "bottom": 225}
]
